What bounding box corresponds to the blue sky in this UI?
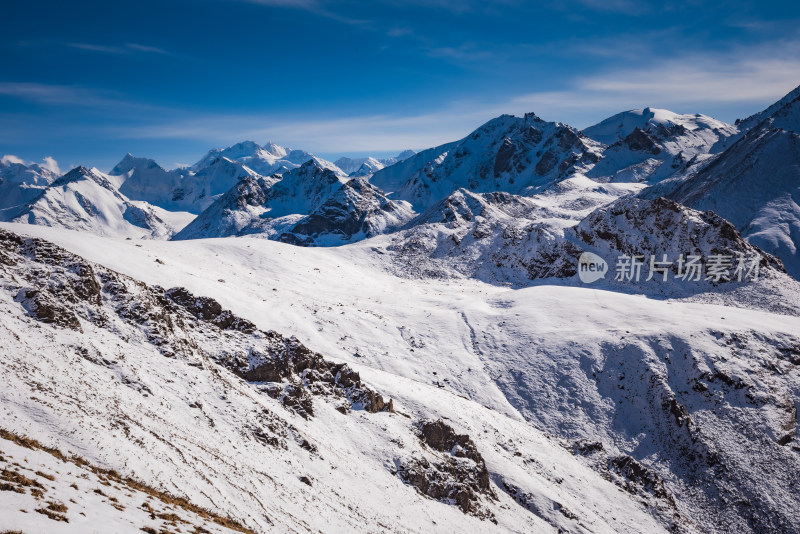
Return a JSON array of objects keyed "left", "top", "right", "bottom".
[{"left": 2, "top": 0, "right": 800, "bottom": 170}]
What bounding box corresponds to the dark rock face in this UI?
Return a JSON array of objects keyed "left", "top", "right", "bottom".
[
  {"left": 493, "top": 139, "right": 517, "bottom": 177},
  {"left": 165, "top": 287, "right": 256, "bottom": 333},
  {"left": 608, "top": 455, "right": 675, "bottom": 507},
  {"left": 1, "top": 230, "right": 106, "bottom": 331},
  {"left": 397, "top": 420, "right": 495, "bottom": 519},
  {"left": 236, "top": 332, "right": 395, "bottom": 419},
  {"left": 16, "top": 289, "right": 82, "bottom": 331},
  {"left": 534, "top": 150, "right": 558, "bottom": 176},
  {"left": 624, "top": 127, "right": 661, "bottom": 154}
]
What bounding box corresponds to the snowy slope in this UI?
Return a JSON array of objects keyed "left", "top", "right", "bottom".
[
  {"left": 0, "top": 431, "right": 251, "bottom": 534},
  {"left": 1, "top": 166, "right": 180, "bottom": 239},
  {"left": 5, "top": 222, "right": 800, "bottom": 534},
  {"left": 0, "top": 225, "right": 676, "bottom": 534}
]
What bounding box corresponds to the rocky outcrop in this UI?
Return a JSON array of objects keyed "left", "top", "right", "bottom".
[{"left": 396, "top": 420, "right": 495, "bottom": 519}]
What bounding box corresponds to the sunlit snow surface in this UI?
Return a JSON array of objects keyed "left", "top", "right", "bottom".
[{"left": 2, "top": 222, "right": 799, "bottom": 533}]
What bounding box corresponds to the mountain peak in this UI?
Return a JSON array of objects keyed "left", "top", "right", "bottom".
[
  {"left": 110, "top": 153, "right": 164, "bottom": 176},
  {"left": 299, "top": 157, "right": 330, "bottom": 175},
  {"left": 583, "top": 108, "right": 732, "bottom": 145},
  {"left": 49, "top": 166, "right": 117, "bottom": 192}
]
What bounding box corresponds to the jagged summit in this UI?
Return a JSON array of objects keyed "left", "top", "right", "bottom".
[
  {"left": 370, "top": 111, "right": 603, "bottom": 211},
  {"left": 51, "top": 165, "right": 114, "bottom": 189}
]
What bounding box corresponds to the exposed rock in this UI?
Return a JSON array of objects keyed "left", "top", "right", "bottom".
[
  {"left": 165, "top": 287, "right": 256, "bottom": 333},
  {"left": 396, "top": 420, "right": 495, "bottom": 519}
]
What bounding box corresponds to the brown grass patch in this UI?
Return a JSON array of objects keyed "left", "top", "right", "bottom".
[
  {"left": 1, "top": 468, "right": 42, "bottom": 487},
  {"left": 1, "top": 427, "right": 256, "bottom": 533},
  {"left": 46, "top": 502, "right": 68, "bottom": 513},
  {"left": 34, "top": 507, "right": 68, "bottom": 522},
  {"left": 35, "top": 470, "right": 55, "bottom": 481}
]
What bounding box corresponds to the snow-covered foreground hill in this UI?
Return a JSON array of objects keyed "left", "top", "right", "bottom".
[{"left": 2, "top": 222, "right": 799, "bottom": 533}]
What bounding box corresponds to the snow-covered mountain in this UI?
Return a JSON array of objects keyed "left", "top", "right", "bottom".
[
  {"left": 644, "top": 84, "right": 800, "bottom": 279},
  {"left": 5, "top": 85, "right": 800, "bottom": 532},
  {"left": 370, "top": 113, "right": 604, "bottom": 211},
  {"left": 277, "top": 176, "right": 414, "bottom": 245},
  {"left": 109, "top": 141, "right": 346, "bottom": 214},
  {"left": 194, "top": 140, "right": 344, "bottom": 177},
  {"left": 583, "top": 108, "right": 739, "bottom": 183},
  {"left": 174, "top": 159, "right": 414, "bottom": 244},
  {"left": 736, "top": 84, "right": 800, "bottom": 132},
  {"left": 386, "top": 191, "right": 796, "bottom": 311},
  {"left": 110, "top": 153, "right": 255, "bottom": 213},
  {"left": 112, "top": 153, "right": 182, "bottom": 207},
  {"left": 1, "top": 166, "right": 184, "bottom": 239},
  {"left": 334, "top": 150, "right": 417, "bottom": 177},
  {"left": 0, "top": 155, "right": 60, "bottom": 211}
]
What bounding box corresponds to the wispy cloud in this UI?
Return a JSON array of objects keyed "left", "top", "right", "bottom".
[
  {"left": 511, "top": 43, "right": 800, "bottom": 126},
  {"left": 426, "top": 43, "right": 494, "bottom": 62},
  {"left": 103, "top": 98, "right": 515, "bottom": 154},
  {"left": 0, "top": 82, "right": 107, "bottom": 106},
  {"left": 573, "top": 0, "right": 648, "bottom": 14},
  {"left": 0, "top": 82, "right": 159, "bottom": 113},
  {"left": 69, "top": 42, "right": 170, "bottom": 56},
  {"left": 235, "top": 0, "right": 370, "bottom": 26}
]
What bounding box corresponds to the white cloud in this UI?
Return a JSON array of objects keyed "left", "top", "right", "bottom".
[
  {"left": 0, "top": 155, "right": 26, "bottom": 165},
  {"left": 0, "top": 82, "right": 99, "bottom": 105},
  {"left": 41, "top": 156, "right": 61, "bottom": 174}
]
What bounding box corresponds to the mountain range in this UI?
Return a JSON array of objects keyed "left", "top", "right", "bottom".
[
  {"left": 2, "top": 84, "right": 800, "bottom": 534},
  {"left": 4, "top": 86, "right": 798, "bottom": 279}
]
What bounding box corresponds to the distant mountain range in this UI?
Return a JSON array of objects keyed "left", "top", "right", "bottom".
[{"left": 2, "top": 85, "right": 799, "bottom": 279}]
